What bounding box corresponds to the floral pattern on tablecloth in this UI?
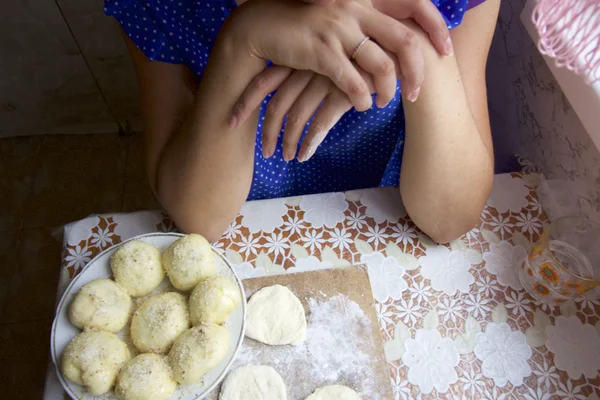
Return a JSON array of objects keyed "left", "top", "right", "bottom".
[{"left": 52, "top": 172, "right": 600, "bottom": 400}]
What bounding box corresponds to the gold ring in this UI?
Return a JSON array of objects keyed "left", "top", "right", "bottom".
[{"left": 351, "top": 36, "right": 370, "bottom": 60}]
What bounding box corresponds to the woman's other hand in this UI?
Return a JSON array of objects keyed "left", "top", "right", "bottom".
[
  {"left": 227, "top": 0, "right": 423, "bottom": 118},
  {"left": 232, "top": 65, "right": 385, "bottom": 162},
  {"left": 301, "top": 0, "right": 453, "bottom": 56}
]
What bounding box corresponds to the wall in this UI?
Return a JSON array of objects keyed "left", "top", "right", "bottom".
[
  {"left": 0, "top": 0, "right": 140, "bottom": 137},
  {"left": 486, "top": 0, "right": 600, "bottom": 222}
]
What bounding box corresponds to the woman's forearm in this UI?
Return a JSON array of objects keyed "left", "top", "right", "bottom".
[
  {"left": 156, "top": 24, "right": 266, "bottom": 241},
  {"left": 400, "top": 25, "right": 493, "bottom": 243}
]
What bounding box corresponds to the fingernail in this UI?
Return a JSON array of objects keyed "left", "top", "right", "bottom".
[
  {"left": 299, "top": 144, "right": 316, "bottom": 162},
  {"left": 283, "top": 149, "right": 294, "bottom": 162},
  {"left": 444, "top": 37, "right": 454, "bottom": 57},
  {"left": 407, "top": 87, "right": 420, "bottom": 102},
  {"left": 228, "top": 115, "right": 238, "bottom": 130},
  {"left": 262, "top": 146, "right": 271, "bottom": 158}
]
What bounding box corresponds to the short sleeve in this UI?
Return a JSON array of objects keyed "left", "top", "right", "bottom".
[
  {"left": 433, "top": 0, "right": 469, "bottom": 30},
  {"left": 104, "top": 0, "right": 184, "bottom": 64}
]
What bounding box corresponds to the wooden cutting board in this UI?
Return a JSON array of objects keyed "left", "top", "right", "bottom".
[{"left": 207, "top": 266, "right": 394, "bottom": 400}]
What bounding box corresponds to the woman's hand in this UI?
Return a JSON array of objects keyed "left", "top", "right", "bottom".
[
  {"left": 299, "top": 0, "right": 453, "bottom": 56},
  {"left": 232, "top": 64, "right": 389, "bottom": 162},
  {"left": 227, "top": 0, "right": 424, "bottom": 121}
]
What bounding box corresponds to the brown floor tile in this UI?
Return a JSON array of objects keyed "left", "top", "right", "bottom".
[
  {"left": 0, "top": 135, "right": 42, "bottom": 158},
  {"left": 122, "top": 135, "right": 161, "bottom": 212},
  {"left": 23, "top": 134, "right": 127, "bottom": 228},
  {"left": 0, "top": 319, "right": 53, "bottom": 399},
  {"left": 0, "top": 231, "right": 20, "bottom": 312},
  {"left": 0, "top": 136, "right": 42, "bottom": 231},
  {"left": 0, "top": 228, "right": 61, "bottom": 324}
]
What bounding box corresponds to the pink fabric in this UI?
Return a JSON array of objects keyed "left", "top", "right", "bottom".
[{"left": 533, "top": 0, "right": 600, "bottom": 85}]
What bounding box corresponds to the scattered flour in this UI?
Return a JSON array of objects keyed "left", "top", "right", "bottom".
[{"left": 231, "top": 294, "right": 382, "bottom": 400}]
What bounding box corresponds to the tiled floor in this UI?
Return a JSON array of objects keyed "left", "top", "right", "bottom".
[{"left": 0, "top": 133, "right": 158, "bottom": 399}]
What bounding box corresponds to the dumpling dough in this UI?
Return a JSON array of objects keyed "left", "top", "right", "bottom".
[
  {"left": 111, "top": 240, "right": 164, "bottom": 297},
  {"left": 168, "top": 324, "right": 229, "bottom": 384},
  {"left": 189, "top": 276, "right": 241, "bottom": 325},
  {"left": 162, "top": 234, "right": 215, "bottom": 291},
  {"left": 305, "top": 385, "right": 361, "bottom": 400},
  {"left": 115, "top": 353, "right": 176, "bottom": 400},
  {"left": 245, "top": 285, "right": 306, "bottom": 345},
  {"left": 130, "top": 292, "right": 189, "bottom": 353},
  {"left": 68, "top": 278, "right": 132, "bottom": 332},
  {"left": 220, "top": 365, "right": 287, "bottom": 400},
  {"left": 62, "top": 331, "right": 131, "bottom": 395}
]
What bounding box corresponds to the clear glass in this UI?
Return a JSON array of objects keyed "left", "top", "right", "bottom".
[{"left": 519, "top": 217, "right": 600, "bottom": 304}]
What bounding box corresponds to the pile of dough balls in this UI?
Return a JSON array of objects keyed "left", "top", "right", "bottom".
[{"left": 61, "top": 234, "right": 240, "bottom": 399}]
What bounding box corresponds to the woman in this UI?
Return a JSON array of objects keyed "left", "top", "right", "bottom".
[{"left": 105, "top": 0, "right": 499, "bottom": 243}]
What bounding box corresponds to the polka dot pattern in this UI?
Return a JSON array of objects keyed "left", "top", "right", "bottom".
[{"left": 104, "top": 0, "right": 470, "bottom": 201}]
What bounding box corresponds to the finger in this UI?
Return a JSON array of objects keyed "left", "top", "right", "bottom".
[
  {"left": 411, "top": 0, "right": 453, "bottom": 56},
  {"left": 262, "top": 70, "right": 313, "bottom": 158},
  {"left": 298, "top": 90, "right": 352, "bottom": 162},
  {"left": 282, "top": 75, "right": 330, "bottom": 161},
  {"left": 352, "top": 40, "right": 397, "bottom": 108},
  {"left": 360, "top": 13, "right": 424, "bottom": 102},
  {"left": 230, "top": 65, "right": 293, "bottom": 129},
  {"left": 374, "top": 0, "right": 452, "bottom": 57},
  {"left": 313, "top": 45, "right": 373, "bottom": 111}
]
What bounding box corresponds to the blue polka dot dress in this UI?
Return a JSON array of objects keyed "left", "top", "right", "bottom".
[{"left": 105, "top": 0, "right": 477, "bottom": 201}]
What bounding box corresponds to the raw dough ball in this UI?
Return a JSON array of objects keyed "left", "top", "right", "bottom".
[
  {"left": 111, "top": 240, "right": 164, "bottom": 297},
  {"left": 115, "top": 353, "right": 176, "bottom": 400},
  {"left": 130, "top": 292, "right": 189, "bottom": 353},
  {"left": 245, "top": 285, "right": 306, "bottom": 345},
  {"left": 168, "top": 324, "right": 229, "bottom": 384},
  {"left": 68, "top": 278, "right": 132, "bottom": 332},
  {"left": 189, "top": 276, "right": 241, "bottom": 325},
  {"left": 220, "top": 365, "right": 287, "bottom": 400},
  {"left": 62, "top": 331, "right": 131, "bottom": 396},
  {"left": 305, "top": 385, "right": 361, "bottom": 400},
  {"left": 162, "top": 234, "right": 215, "bottom": 291}
]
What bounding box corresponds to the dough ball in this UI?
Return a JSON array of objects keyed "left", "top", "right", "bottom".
[
  {"left": 111, "top": 240, "right": 164, "bottom": 297},
  {"left": 130, "top": 292, "right": 190, "bottom": 353},
  {"left": 68, "top": 278, "right": 132, "bottom": 333},
  {"left": 220, "top": 365, "right": 287, "bottom": 400},
  {"left": 168, "top": 324, "right": 229, "bottom": 384},
  {"left": 245, "top": 285, "right": 306, "bottom": 345},
  {"left": 305, "top": 385, "right": 361, "bottom": 400},
  {"left": 162, "top": 234, "right": 215, "bottom": 291},
  {"left": 189, "top": 276, "right": 241, "bottom": 326},
  {"left": 115, "top": 353, "right": 176, "bottom": 400},
  {"left": 62, "top": 330, "right": 131, "bottom": 396}
]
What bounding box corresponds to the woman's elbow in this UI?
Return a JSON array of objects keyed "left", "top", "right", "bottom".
[
  {"left": 155, "top": 184, "right": 229, "bottom": 243},
  {"left": 174, "top": 216, "right": 227, "bottom": 243},
  {"left": 403, "top": 177, "right": 493, "bottom": 244},
  {"left": 418, "top": 209, "right": 484, "bottom": 244}
]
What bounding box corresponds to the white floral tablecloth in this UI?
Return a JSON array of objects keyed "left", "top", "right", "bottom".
[{"left": 44, "top": 172, "right": 600, "bottom": 400}]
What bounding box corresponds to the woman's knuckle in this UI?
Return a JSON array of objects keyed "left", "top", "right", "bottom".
[
  {"left": 401, "top": 30, "right": 417, "bottom": 48},
  {"left": 348, "top": 80, "right": 367, "bottom": 96},
  {"left": 376, "top": 59, "right": 394, "bottom": 76},
  {"left": 266, "top": 98, "right": 280, "bottom": 116},
  {"left": 234, "top": 101, "right": 246, "bottom": 115},
  {"left": 253, "top": 74, "right": 268, "bottom": 90},
  {"left": 311, "top": 120, "right": 327, "bottom": 134},
  {"left": 286, "top": 112, "right": 300, "bottom": 126}
]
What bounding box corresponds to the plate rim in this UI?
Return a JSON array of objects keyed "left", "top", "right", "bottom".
[{"left": 50, "top": 232, "right": 247, "bottom": 400}]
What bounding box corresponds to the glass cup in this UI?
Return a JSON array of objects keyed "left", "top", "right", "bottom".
[{"left": 519, "top": 217, "right": 600, "bottom": 304}]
